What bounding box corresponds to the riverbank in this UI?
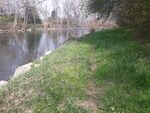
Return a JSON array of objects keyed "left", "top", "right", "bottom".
[
  {"left": 0, "top": 28, "right": 150, "bottom": 113},
  {"left": 0, "top": 50, "right": 52, "bottom": 86},
  {"left": 0, "top": 23, "right": 115, "bottom": 34},
  {"left": 0, "top": 23, "right": 40, "bottom": 33}
]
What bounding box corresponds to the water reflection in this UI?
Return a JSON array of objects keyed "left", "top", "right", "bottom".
[{"left": 0, "top": 29, "right": 89, "bottom": 80}]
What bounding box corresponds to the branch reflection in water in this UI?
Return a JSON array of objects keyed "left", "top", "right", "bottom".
[{"left": 0, "top": 29, "right": 89, "bottom": 80}]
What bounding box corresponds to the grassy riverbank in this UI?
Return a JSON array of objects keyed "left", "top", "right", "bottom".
[{"left": 0, "top": 28, "right": 150, "bottom": 113}]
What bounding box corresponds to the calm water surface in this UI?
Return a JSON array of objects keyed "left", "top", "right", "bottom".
[{"left": 0, "top": 29, "right": 89, "bottom": 80}]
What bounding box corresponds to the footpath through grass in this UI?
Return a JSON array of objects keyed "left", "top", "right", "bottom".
[{"left": 0, "top": 28, "right": 150, "bottom": 113}]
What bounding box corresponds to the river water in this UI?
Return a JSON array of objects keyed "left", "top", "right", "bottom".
[{"left": 0, "top": 29, "right": 89, "bottom": 80}]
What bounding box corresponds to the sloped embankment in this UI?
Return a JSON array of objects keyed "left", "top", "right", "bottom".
[{"left": 0, "top": 28, "right": 150, "bottom": 113}]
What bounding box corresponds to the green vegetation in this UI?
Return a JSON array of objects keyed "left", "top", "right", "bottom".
[
  {"left": 0, "top": 29, "right": 150, "bottom": 113},
  {"left": 87, "top": 0, "right": 150, "bottom": 37},
  {"left": 0, "top": 16, "right": 14, "bottom": 24}
]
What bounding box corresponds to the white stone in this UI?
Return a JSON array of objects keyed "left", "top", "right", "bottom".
[
  {"left": 13, "top": 63, "right": 32, "bottom": 78},
  {"left": 45, "top": 51, "right": 52, "bottom": 55},
  {"left": 0, "top": 81, "right": 8, "bottom": 87},
  {"left": 12, "top": 51, "right": 52, "bottom": 79}
]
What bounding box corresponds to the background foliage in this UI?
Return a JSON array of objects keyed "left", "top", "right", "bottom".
[{"left": 87, "top": 0, "right": 150, "bottom": 37}]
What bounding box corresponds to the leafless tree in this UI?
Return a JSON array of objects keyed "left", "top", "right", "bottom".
[
  {"left": 52, "top": 0, "right": 60, "bottom": 28},
  {"left": 62, "top": 0, "right": 87, "bottom": 28},
  {"left": 4, "top": 0, "right": 47, "bottom": 29}
]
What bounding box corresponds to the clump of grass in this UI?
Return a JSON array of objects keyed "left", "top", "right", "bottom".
[{"left": 0, "top": 28, "right": 150, "bottom": 113}]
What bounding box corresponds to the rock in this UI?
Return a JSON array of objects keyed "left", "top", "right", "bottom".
[
  {"left": 45, "top": 51, "right": 52, "bottom": 55},
  {"left": 13, "top": 51, "right": 52, "bottom": 79},
  {"left": 40, "top": 51, "right": 52, "bottom": 60},
  {"left": 13, "top": 63, "right": 32, "bottom": 78},
  {"left": 0, "top": 81, "right": 8, "bottom": 87}
]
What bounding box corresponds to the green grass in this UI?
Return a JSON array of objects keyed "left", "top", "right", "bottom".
[{"left": 0, "top": 28, "right": 150, "bottom": 113}]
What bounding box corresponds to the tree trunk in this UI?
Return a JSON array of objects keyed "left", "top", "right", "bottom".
[
  {"left": 23, "top": 17, "right": 27, "bottom": 30},
  {"left": 13, "top": 13, "right": 18, "bottom": 29},
  {"left": 33, "top": 13, "right": 36, "bottom": 25}
]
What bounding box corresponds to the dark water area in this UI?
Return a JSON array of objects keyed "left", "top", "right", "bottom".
[{"left": 0, "top": 29, "right": 89, "bottom": 80}]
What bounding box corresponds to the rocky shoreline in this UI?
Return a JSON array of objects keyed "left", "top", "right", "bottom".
[{"left": 0, "top": 51, "right": 52, "bottom": 87}]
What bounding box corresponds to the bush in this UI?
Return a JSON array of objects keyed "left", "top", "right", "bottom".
[{"left": 87, "top": 0, "right": 150, "bottom": 38}]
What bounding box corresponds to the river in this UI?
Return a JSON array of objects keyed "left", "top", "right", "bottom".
[{"left": 0, "top": 29, "right": 89, "bottom": 80}]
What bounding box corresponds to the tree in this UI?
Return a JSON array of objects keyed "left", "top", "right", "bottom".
[
  {"left": 87, "top": 0, "right": 150, "bottom": 36},
  {"left": 7, "top": 0, "right": 47, "bottom": 29},
  {"left": 62, "top": 0, "right": 86, "bottom": 28},
  {"left": 0, "top": 0, "right": 5, "bottom": 16},
  {"left": 23, "top": 5, "right": 41, "bottom": 25},
  {"left": 22, "top": 0, "right": 47, "bottom": 29}
]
